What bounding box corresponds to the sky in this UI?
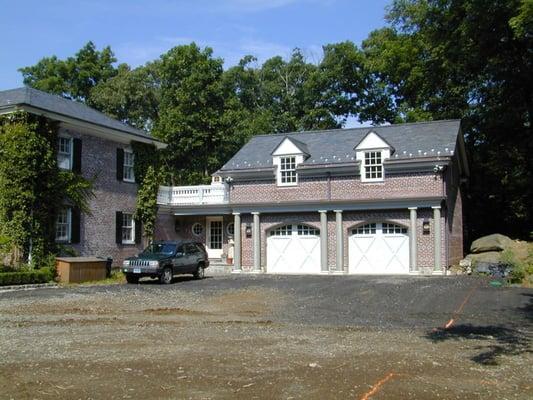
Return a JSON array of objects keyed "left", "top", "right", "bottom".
[{"left": 0, "top": 0, "right": 391, "bottom": 90}]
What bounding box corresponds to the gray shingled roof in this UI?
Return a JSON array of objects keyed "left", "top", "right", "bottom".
[
  {"left": 220, "top": 120, "right": 461, "bottom": 171},
  {"left": 0, "top": 87, "right": 162, "bottom": 143}
]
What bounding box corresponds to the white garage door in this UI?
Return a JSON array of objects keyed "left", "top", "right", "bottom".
[
  {"left": 267, "top": 224, "right": 321, "bottom": 274},
  {"left": 349, "top": 222, "right": 409, "bottom": 274}
]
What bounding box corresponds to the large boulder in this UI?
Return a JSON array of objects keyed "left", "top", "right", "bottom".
[
  {"left": 465, "top": 251, "right": 503, "bottom": 263},
  {"left": 470, "top": 234, "right": 513, "bottom": 253}
]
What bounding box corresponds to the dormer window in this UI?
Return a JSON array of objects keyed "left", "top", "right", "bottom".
[
  {"left": 363, "top": 151, "right": 383, "bottom": 181},
  {"left": 355, "top": 131, "right": 393, "bottom": 183},
  {"left": 272, "top": 137, "right": 309, "bottom": 187},
  {"left": 279, "top": 156, "right": 297, "bottom": 185}
]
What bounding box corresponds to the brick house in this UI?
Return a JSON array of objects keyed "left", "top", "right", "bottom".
[
  {"left": 156, "top": 120, "right": 468, "bottom": 274},
  {"left": 0, "top": 87, "right": 166, "bottom": 265}
]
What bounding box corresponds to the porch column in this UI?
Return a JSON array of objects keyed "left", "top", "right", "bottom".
[
  {"left": 252, "top": 212, "right": 261, "bottom": 272},
  {"left": 408, "top": 207, "right": 418, "bottom": 272},
  {"left": 334, "top": 210, "right": 344, "bottom": 272},
  {"left": 433, "top": 206, "right": 442, "bottom": 271},
  {"left": 233, "top": 212, "right": 241, "bottom": 271},
  {"left": 319, "top": 210, "right": 328, "bottom": 272}
]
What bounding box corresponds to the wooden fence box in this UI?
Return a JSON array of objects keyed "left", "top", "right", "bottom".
[{"left": 56, "top": 257, "right": 108, "bottom": 283}]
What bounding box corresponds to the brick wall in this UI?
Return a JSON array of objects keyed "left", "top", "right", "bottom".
[
  {"left": 60, "top": 127, "right": 143, "bottom": 266},
  {"left": 230, "top": 172, "right": 444, "bottom": 203}
]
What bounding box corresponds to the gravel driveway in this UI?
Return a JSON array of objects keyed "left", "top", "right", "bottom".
[{"left": 0, "top": 275, "right": 531, "bottom": 399}]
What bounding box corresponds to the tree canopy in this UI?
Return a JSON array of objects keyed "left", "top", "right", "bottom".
[{"left": 17, "top": 0, "right": 533, "bottom": 239}]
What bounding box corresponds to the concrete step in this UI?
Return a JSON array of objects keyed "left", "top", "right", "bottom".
[{"left": 207, "top": 259, "right": 233, "bottom": 275}]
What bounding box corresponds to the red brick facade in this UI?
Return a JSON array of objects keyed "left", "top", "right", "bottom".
[{"left": 60, "top": 126, "right": 144, "bottom": 266}]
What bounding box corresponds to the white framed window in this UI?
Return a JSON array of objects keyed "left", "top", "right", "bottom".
[
  {"left": 123, "top": 150, "right": 135, "bottom": 182},
  {"left": 363, "top": 151, "right": 383, "bottom": 181},
  {"left": 382, "top": 223, "right": 408, "bottom": 234},
  {"left": 269, "top": 225, "right": 292, "bottom": 236},
  {"left": 55, "top": 208, "right": 71, "bottom": 242},
  {"left": 352, "top": 223, "right": 377, "bottom": 235},
  {"left": 296, "top": 224, "right": 320, "bottom": 236},
  {"left": 122, "top": 213, "right": 135, "bottom": 244},
  {"left": 58, "top": 136, "right": 73, "bottom": 170},
  {"left": 226, "top": 222, "right": 235, "bottom": 236},
  {"left": 278, "top": 156, "right": 297, "bottom": 186},
  {"left": 192, "top": 223, "right": 204, "bottom": 236}
]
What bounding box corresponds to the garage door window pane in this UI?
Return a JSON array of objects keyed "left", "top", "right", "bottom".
[
  {"left": 297, "top": 225, "right": 319, "bottom": 236},
  {"left": 382, "top": 223, "right": 407, "bottom": 234},
  {"left": 353, "top": 223, "right": 376, "bottom": 235},
  {"left": 270, "top": 225, "right": 292, "bottom": 236}
]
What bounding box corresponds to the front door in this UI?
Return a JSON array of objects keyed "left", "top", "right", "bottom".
[{"left": 206, "top": 217, "right": 223, "bottom": 259}]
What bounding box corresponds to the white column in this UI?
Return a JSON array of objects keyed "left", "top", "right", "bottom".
[
  {"left": 233, "top": 213, "right": 241, "bottom": 271},
  {"left": 252, "top": 212, "right": 261, "bottom": 272},
  {"left": 334, "top": 210, "right": 344, "bottom": 272},
  {"left": 433, "top": 206, "right": 442, "bottom": 271},
  {"left": 319, "top": 210, "right": 328, "bottom": 272},
  {"left": 408, "top": 207, "right": 418, "bottom": 272}
]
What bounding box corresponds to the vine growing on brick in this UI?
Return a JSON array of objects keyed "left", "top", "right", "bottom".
[{"left": 134, "top": 165, "right": 161, "bottom": 241}]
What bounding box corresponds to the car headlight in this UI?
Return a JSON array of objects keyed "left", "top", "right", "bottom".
[
  {"left": 149, "top": 260, "right": 159, "bottom": 267},
  {"left": 123, "top": 260, "right": 130, "bottom": 267}
]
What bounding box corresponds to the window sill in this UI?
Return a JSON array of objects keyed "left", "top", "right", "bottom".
[
  {"left": 121, "top": 240, "right": 136, "bottom": 245},
  {"left": 122, "top": 179, "right": 136, "bottom": 184},
  {"left": 277, "top": 183, "right": 298, "bottom": 187}
]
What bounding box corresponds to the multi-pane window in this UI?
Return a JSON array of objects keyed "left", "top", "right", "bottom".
[
  {"left": 297, "top": 224, "right": 320, "bottom": 236},
  {"left": 58, "top": 137, "right": 72, "bottom": 170},
  {"left": 123, "top": 150, "right": 135, "bottom": 182},
  {"left": 192, "top": 223, "right": 203, "bottom": 236},
  {"left": 382, "top": 223, "right": 408, "bottom": 234},
  {"left": 55, "top": 208, "right": 71, "bottom": 242},
  {"left": 363, "top": 151, "right": 383, "bottom": 181},
  {"left": 353, "top": 223, "right": 377, "bottom": 235},
  {"left": 270, "top": 225, "right": 292, "bottom": 236},
  {"left": 279, "top": 156, "right": 297, "bottom": 185},
  {"left": 122, "top": 213, "right": 135, "bottom": 244},
  {"left": 226, "top": 222, "right": 235, "bottom": 236}
]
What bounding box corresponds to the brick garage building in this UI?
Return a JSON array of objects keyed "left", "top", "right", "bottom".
[
  {"left": 0, "top": 87, "right": 166, "bottom": 266},
  {"left": 156, "top": 120, "right": 468, "bottom": 275}
]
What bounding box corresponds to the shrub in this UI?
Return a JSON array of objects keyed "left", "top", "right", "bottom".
[{"left": 0, "top": 267, "right": 54, "bottom": 286}]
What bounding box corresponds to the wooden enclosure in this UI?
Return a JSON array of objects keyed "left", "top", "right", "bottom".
[{"left": 56, "top": 257, "right": 108, "bottom": 283}]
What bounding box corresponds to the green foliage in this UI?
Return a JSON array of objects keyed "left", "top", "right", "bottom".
[
  {"left": 501, "top": 248, "right": 533, "bottom": 284},
  {"left": 131, "top": 141, "right": 158, "bottom": 186},
  {"left": 0, "top": 268, "right": 54, "bottom": 286},
  {"left": 134, "top": 166, "right": 161, "bottom": 240},
  {"left": 0, "top": 113, "right": 94, "bottom": 267}
]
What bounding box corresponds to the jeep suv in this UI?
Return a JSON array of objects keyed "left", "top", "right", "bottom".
[{"left": 122, "top": 240, "right": 209, "bottom": 284}]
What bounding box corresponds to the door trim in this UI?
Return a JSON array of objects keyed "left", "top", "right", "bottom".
[{"left": 206, "top": 216, "right": 223, "bottom": 259}]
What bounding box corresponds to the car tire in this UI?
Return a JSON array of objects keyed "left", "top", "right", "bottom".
[
  {"left": 159, "top": 267, "right": 173, "bottom": 284},
  {"left": 193, "top": 265, "right": 205, "bottom": 280},
  {"left": 125, "top": 274, "right": 139, "bottom": 284}
]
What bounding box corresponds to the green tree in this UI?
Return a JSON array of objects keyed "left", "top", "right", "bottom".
[
  {"left": 360, "top": 0, "right": 533, "bottom": 238},
  {"left": 19, "top": 41, "right": 118, "bottom": 103},
  {"left": 134, "top": 166, "right": 161, "bottom": 241}
]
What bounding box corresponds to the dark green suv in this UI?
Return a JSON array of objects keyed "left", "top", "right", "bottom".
[{"left": 122, "top": 240, "right": 209, "bottom": 284}]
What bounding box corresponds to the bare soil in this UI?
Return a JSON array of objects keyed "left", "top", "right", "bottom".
[{"left": 0, "top": 277, "right": 531, "bottom": 399}]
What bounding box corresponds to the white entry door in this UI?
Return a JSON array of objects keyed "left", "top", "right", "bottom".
[
  {"left": 349, "top": 222, "right": 409, "bottom": 274},
  {"left": 267, "top": 224, "right": 321, "bottom": 274},
  {"left": 206, "top": 217, "right": 223, "bottom": 259}
]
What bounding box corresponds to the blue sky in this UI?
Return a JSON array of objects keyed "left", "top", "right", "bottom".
[{"left": 0, "top": 0, "right": 391, "bottom": 89}]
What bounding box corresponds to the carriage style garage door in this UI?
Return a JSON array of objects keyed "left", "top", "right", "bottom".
[
  {"left": 349, "top": 222, "right": 410, "bottom": 274},
  {"left": 267, "top": 224, "right": 321, "bottom": 274}
]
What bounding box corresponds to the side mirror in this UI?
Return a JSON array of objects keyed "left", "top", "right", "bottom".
[{"left": 175, "top": 252, "right": 184, "bottom": 258}]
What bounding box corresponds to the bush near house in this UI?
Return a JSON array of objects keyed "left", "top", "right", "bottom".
[{"left": 0, "top": 267, "right": 54, "bottom": 286}]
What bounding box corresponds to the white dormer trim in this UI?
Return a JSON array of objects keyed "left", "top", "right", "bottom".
[
  {"left": 272, "top": 137, "right": 307, "bottom": 186},
  {"left": 355, "top": 131, "right": 392, "bottom": 182}
]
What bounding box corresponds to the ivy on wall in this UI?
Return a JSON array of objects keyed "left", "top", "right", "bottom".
[
  {"left": 0, "top": 112, "right": 94, "bottom": 267},
  {"left": 131, "top": 141, "right": 158, "bottom": 186}
]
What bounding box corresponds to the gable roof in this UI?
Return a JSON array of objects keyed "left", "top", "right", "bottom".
[
  {"left": 219, "top": 120, "right": 462, "bottom": 171},
  {"left": 271, "top": 136, "right": 310, "bottom": 156},
  {"left": 353, "top": 130, "right": 395, "bottom": 152},
  {"left": 0, "top": 87, "right": 165, "bottom": 145}
]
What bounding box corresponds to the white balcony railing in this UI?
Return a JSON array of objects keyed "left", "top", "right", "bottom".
[{"left": 157, "top": 184, "right": 229, "bottom": 206}]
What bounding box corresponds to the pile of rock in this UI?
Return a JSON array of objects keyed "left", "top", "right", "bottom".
[{"left": 460, "top": 233, "right": 513, "bottom": 276}]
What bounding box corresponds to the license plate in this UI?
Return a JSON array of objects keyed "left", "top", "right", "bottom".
[{"left": 133, "top": 268, "right": 141, "bottom": 274}]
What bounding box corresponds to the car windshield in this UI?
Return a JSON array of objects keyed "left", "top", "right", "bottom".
[{"left": 143, "top": 243, "right": 176, "bottom": 255}]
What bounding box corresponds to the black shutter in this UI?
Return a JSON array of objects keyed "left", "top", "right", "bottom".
[
  {"left": 135, "top": 218, "right": 142, "bottom": 245},
  {"left": 116, "top": 148, "right": 124, "bottom": 181},
  {"left": 115, "top": 211, "right": 123, "bottom": 244},
  {"left": 70, "top": 207, "right": 81, "bottom": 244},
  {"left": 72, "top": 138, "right": 82, "bottom": 173}
]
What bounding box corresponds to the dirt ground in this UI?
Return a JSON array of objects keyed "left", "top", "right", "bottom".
[{"left": 0, "top": 276, "right": 531, "bottom": 399}]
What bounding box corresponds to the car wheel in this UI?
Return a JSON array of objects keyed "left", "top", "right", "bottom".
[
  {"left": 194, "top": 265, "right": 205, "bottom": 280},
  {"left": 125, "top": 274, "right": 139, "bottom": 284},
  {"left": 159, "top": 267, "right": 173, "bottom": 284}
]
